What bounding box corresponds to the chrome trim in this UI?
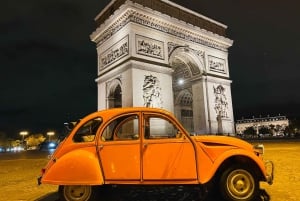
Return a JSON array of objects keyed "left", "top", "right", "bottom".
[
  {"left": 265, "top": 160, "right": 274, "bottom": 185},
  {"left": 253, "top": 144, "right": 265, "bottom": 155}
]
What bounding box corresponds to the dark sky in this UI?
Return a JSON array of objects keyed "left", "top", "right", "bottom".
[{"left": 1, "top": 0, "right": 300, "bottom": 137}]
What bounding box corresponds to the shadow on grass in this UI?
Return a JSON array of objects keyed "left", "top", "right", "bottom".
[
  {"left": 34, "top": 192, "right": 59, "bottom": 201},
  {"left": 35, "top": 187, "right": 270, "bottom": 201}
]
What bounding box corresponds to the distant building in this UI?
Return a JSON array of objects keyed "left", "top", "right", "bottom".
[{"left": 235, "top": 115, "right": 289, "bottom": 136}]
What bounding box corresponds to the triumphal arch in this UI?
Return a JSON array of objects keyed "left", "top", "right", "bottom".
[{"left": 90, "top": 0, "right": 235, "bottom": 134}]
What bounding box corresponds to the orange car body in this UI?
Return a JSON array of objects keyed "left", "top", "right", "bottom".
[{"left": 39, "top": 107, "right": 273, "bottom": 187}]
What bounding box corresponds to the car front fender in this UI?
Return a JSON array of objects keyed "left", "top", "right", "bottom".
[
  {"left": 199, "top": 148, "right": 267, "bottom": 184},
  {"left": 41, "top": 148, "right": 104, "bottom": 185}
]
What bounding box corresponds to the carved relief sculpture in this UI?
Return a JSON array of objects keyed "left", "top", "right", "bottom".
[
  {"left": 99, "top": 35, "right": 129, "bottom": 69},
  {"left": 136, "top": 35, "right": 164, "bottom": 59},
  {"left": 208, "top": 55, "right": 226, "bottom": 74},
  {"left": 143, "top": 75, "right": 162, "bottom": 108},
  {"left": 213, "top": 85, "right": 229, "bottom": 118}
]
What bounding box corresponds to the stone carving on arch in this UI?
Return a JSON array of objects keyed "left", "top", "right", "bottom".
[
  {"left": 136, "top": 34, "right": 164, "bottom": 60},
  {"left": 208, "top": 55, "right": 226, "bottom": 74},
  {"left": 143, "top": 74, "right": 163, "bottom": 108},
  {"left": 213, "top": 84, "right": 229, "bottom": 118},
  {"left": 91, "top": 9, "right": 231, "bottom": 51}
]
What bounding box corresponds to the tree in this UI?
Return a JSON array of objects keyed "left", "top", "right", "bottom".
[
  {"left": 274, "top": 124, "right": 283, "bottom": 136},
  {"left": 25, "top": 134, "right": 46, "bottom": 147},
  {"left": 259, "top": 126, "right": 271, "bottom": 136},
  {"left": 0, "top": 132, "right": 7, "bottom": 146},
  {"left": 289, "top": 118, "right": 300, "bottom": 134},
  {"left": 269, "top": 124, "right": 275, "bottom": 136},
  {"left": 243, "top": 126, "right": 256, "bottom": 137}
]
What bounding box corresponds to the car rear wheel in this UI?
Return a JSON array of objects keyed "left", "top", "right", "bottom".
[
  {"left": 219, "top": 166, "right": 259, "bottom": 201},
  {"left": 58, "top": 185, "right": 96, "bottom": 201}
]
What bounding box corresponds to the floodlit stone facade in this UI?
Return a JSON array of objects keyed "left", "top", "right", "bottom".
[
  {"left": 236, "top": 116, "right": 289, "bottom": 136},
  {"left": 90, "top": 0, "right": 234, "bottom": 134}
]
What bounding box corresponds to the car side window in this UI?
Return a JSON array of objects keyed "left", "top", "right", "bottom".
[
  {"left": 102, "top": 114, "right": 139, "bottom": 141},
  {"left": 144, "top": 116, "right": 182, "bottom": 139},
  {"left": 73, "top": 117, "right": 102, "bottom": 142}
]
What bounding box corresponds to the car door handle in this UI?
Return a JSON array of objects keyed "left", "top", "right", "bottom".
[{"left": 143, "top": 143, "right": 148, "bottom": 148}]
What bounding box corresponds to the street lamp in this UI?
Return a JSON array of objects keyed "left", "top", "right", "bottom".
[
  {"left": 47, "top": 131, "right": 55, "bottom": 142},
  {"left": 20, "top": 131, "right": 28, "bottom": 142}
]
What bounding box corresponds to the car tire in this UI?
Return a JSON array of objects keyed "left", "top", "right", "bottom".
[
  {"left": 58, "top": 185, "right": 97, "bottom": 201},
  {"left": 219, "top": 166, "right": 259, "bottom": 201}
]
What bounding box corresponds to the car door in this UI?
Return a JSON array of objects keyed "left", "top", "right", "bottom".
[
  {"left": 97, "top": 114, "right": 141, "bottom": 181},
  {"left": 142, "top": 113, "right": 197, "bottom": 181}
]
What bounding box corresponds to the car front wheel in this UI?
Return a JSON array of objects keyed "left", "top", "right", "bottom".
[
  {"left": 58, "top": 185, "right": 96, "bottom": 201},
  {"left": 219, "top": 166, "right": 259, "bottom": 201}
]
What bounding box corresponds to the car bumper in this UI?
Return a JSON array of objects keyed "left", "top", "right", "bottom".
[{"left": 265, "top": 160, "right": 274, "bottom": 185}]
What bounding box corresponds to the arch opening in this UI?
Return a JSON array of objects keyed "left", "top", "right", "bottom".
[
  {"left": 107, "top": 79, "right": 122, "bottom": 108},
  {"left": 170, "top": 46, "right": 205, "bottom": 134}
]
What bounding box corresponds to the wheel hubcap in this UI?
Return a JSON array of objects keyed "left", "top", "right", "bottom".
[
  {"left": 64, "top": 185, "right": 92, "bottom": 201},
  {"left": 227, "top": 169, "right": 255, "bottom": 200}
]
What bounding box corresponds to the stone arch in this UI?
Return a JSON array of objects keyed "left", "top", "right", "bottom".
[
  {"left": 92, "top": 0, "right": 235, "bottom": 135},
  {"left": 106, "top": 78, "right": 122, "bottom": 108},
  {"left": 169, "top": 46, "right": 205, "bottom": 133}
]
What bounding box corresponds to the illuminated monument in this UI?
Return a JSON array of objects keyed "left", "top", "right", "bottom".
[{"left": 90, "top": 0, "right": 234, "bottom": 134}]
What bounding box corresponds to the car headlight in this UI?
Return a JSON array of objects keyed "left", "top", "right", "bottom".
[{"left": 253, "top": 144, "right": 264, "bottom": 156}]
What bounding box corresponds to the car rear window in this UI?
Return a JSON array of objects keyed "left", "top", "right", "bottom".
[{"left": 73, "top": 117, "right": 102, "bottom": 142}]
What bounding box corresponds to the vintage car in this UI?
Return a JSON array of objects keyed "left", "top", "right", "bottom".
[{"left": 38, "top": 107, "right": 273, "bottom": 201}]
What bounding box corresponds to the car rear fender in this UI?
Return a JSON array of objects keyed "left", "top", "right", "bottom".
[
  {"left": 41, "top": 148, "right": 104, "bottom": 185},
  {"left": 198, "top": 149, "right": 267, "bottom": 184}
]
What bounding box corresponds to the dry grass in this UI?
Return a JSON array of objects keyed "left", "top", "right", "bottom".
[
  {"left": 259, "top": 141, "right": 300, "bottom": 201},
  {"left": 0, "top": 155, "right": 56, "bottom": 201}
]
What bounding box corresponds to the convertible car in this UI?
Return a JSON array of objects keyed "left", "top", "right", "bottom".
[{"left": 38, "top": 107, "right": 273, "bottom": 201}]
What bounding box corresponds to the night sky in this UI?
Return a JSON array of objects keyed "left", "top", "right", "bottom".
[{"left": 1, "top": 0, "right": 300, "bottom": 138}]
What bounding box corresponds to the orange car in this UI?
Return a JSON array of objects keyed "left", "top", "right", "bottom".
[{"left": 38, "top": 107, "right": 273, "bottom": 201}]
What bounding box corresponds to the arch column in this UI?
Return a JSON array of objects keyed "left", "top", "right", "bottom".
[
  {"left": 191, "top": 78, "right": 209, "bottom": 134},
  {"left": 174, "top": 104, "right": 182, "bottom": 122}
]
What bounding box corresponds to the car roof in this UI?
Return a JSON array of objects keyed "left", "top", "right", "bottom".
[{"left": 90, "top": 107, "right": 173, "bottom": 119}]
